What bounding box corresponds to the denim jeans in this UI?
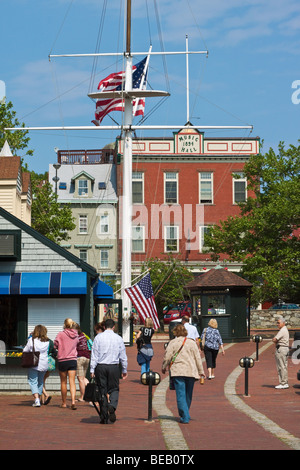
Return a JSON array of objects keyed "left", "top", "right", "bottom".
[
  {"left": 173, "top": 376, "right": 195, "bottom": 423},
  {"left": 141, "top": 361, "right": 150, "bottom": 375},
  {"left": 28, "top": 369, "right": 46, "bottom": 395}
]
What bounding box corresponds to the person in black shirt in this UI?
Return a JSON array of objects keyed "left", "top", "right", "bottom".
[{"left": 136, "top": 317, "right": 155, "bottom": 375}]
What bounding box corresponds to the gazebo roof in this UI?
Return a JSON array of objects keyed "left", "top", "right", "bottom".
[{"left": 186, "top": 266, "right": 252, "bottom": 290}]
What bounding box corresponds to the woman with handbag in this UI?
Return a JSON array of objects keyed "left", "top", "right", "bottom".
[
  {"left": 201, "top": 319, "right": 225, "bottom": 379},
  {"left": 22, "top": 325, "right": 51, "bottom": 407},
  {"left": 162, "top": 324, "right": 205, "bottom": 424}
]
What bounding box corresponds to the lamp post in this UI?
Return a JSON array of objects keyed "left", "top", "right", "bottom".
[
  {"left": 53, "top": 163, "right": 61, "bottom": 196},
  {"left": 239, "top": 357, "right": 255, "bottom": 397},
  {"left": 141, "top": 370, "right": 161, "bottom": 422},
  {"left": 252, "top": 335, "right": 263, "bottom": 361}
]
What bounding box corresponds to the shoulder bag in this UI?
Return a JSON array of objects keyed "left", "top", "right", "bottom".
[
  {"left": 200, "top": 328, "right": 207, "bottom": 351},
  {"left": 21, "top": 338, "right": 40, "bottom": 368},
  {"left": 47, "top": 340, "right": 56, "bottom": 372},
  {"left": 168, "top": 337, "right": 187, "bottom": 390}
]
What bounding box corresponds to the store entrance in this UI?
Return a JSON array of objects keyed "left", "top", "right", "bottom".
[{"left": 0, "top": 297, "right": 18, "bottom": 349}]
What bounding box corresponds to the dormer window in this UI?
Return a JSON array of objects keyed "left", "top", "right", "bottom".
[{"left": 78, "top": 179, "right": 88, "bottom": 196}]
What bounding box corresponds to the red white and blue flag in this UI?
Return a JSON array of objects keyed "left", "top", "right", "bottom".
[
  {"left": 125, "top": 272, "right": 160, "bottom": 329},
  {"left": 93, "top": 57, "right": 148, "bottom": 125}
]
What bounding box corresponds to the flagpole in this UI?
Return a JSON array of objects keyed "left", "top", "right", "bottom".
[
  {"left": 121, "top": 0, "right": 133, "bottom": 344},
  {"left": 186, "top": 35, "right": 190, "bottom": 123}
]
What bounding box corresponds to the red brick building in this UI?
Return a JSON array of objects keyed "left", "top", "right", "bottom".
[{"left": 117, "top": 126, "right": 259, "bottom": 274}]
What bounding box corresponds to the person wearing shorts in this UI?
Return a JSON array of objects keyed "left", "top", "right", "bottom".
[
  {"left": 54, "top": 318, "right": 79, "bottom": 410},
  {"left": 74, "top": 323, "right": 91, "bottom": 401}
]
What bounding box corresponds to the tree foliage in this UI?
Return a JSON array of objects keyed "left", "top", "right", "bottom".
[
  {"left": 141, "top": 257, "right": 194, "bottom": 329},
  {"left": 31, "top": 173, "right": 76, "bottom": 244},
  {"left": 0, "top": 101, "right": 33, "bottom": 157},
  {"left": 205, "top": 142, "right": 300, "bottom": 305}
]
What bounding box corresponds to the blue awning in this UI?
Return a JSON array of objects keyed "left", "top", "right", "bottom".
[
  {"left": 0, "top": 272, "right": 87, "bottom": 295},
  {"left": 93, "top": 279, "right": 114, "bottom": 299}
]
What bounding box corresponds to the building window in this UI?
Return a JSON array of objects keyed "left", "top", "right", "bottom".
[
  {"left": 79, "top": 249, "right": 88, "bottom": 263},
  {"left": 100, "top": 250, "right": 109, "bottom": 268},
  {"left": 199, "top": 172, "right": 213, "bottom": 204},
  {"left": 132, "top": 225, "right": 145, "bottom": 252},
  {"left": 100, "top": 214, "right": 109, "bottom": 234},
  {"left": 132, "top": 172, "right": 144, "bottom": 204},
  {"left": 165, "top": 226, "right": 179, "bottom": 252},
  {"left": 233, "top": 172, "right": 247, "bottom": 203},
  {"left": 79, "top": 215, "right": 88, "bottom": 234},
  {"left": 164, "top": 172, "right": 178, "bottom": 204},
  {"left": 78, "top": 179, "right": 88, "bottom": 196},
  {"left": 0, "top": 230, "right": 21, "bottom": 260},
  {"left": 199, "top": 225, "right": 211, "bottom": 253}
]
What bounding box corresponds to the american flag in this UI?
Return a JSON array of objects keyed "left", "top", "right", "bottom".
[
  {"left": 93, "top": 57, "right": 148, "bottom": 125},
  {"left": 125, "top": 273, "right": 160, "bottom": 330}
]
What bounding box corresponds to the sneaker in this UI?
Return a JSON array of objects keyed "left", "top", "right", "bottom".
[
  {"left": 108, "top": 405, "right": 116, "bottom": 423},
  {"left": 32, "top": 400, "right": 41, "bottom": 407},
  {"left": 275, "top": 384, "right": 289, "bottom": 389}
]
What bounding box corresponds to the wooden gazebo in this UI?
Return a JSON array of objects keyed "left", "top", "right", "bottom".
[{"left": 186, "top": 266, "right": 253, "bottom": 342}]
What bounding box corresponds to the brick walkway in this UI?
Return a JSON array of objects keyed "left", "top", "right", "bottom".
[{"left": 0, "top": 338, "right": 299, "bottom": 451}]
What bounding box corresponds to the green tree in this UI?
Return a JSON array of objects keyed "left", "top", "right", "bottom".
[
  {"left": 205, "top": 142, "right": 300, "bottom": 305},
  {"left": 31, "top": 173, "right": 76, "bottom": 244},
  {"left": 0, "top": 101, "right": 33, "bottom": 157},
  {"left": 141, "top": 257, "right": 194, "bottom": 329}
]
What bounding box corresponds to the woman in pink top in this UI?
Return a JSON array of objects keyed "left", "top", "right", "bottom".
[{"left": 54, "top": 318, "right": 79, "bottom": 410}]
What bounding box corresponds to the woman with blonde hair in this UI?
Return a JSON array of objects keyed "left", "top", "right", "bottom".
[
  {"left": 54, "top": 318, "right": 79, "bottom": 409},
  {"left": 162, "top": 324, "right": 205, "bottom": 424},
  {"left": 23, "top": 325, "right": 50, "bottom": 407},
  {"left": 201, "top": 319, "right": 225, "bottom": 379},
  {"left": 136, "top": 317, "right": 155, "bottom": 375}
]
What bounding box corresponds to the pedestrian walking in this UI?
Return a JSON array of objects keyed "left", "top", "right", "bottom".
[
  {"left": 162, "top": 323, "right": 205, "bottom": 424},
  {"left": 23, "top": 325, "right": 51, "bottom": 407},
  {"left": 272, "top": 316, "right": 290, "bottom": 389},
  {"left": 201, "top": 319, "right": 225, "bottom": 379},
  {"left": 54, "top": 318, "right": 79, "bottom": 410},
  {"left": 90, "top": 318, "right": 128, "bottom": 424},
  {"left": 74, "top": 323, "right": 91, "bottom": 402},
  {"left": 136, "top": 317, "right": 155, "bottom": 375},
  {"left": 181, "top": 315, "right": 201, "bottom": 351}
]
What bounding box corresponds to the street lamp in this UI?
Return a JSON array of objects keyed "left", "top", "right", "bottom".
[{"left": 53, "top": 163, "right": 61, "bottom": 196}]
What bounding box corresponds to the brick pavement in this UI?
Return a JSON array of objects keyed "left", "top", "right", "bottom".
[{"left": 0, "top": 338, "right": 299, "bottom": 451}]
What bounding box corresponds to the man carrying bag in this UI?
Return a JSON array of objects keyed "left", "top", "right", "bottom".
[{"left": 90, "top": 319, "right": 128, "bottom": 424}]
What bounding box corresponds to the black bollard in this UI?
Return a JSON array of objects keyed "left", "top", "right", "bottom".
[
  {"left": 141, "top": 370, "right": 161, "bottom": 422},
  {"left": 239, "top": 357, "right": 255, "bottom": 397},
  {"left": 252, "top": 335, "right": 263, "bottom": 361}
]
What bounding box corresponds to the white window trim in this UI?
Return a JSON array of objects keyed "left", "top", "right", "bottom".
[
  {"left": 79, "top": 215, "right": 88, "bottom": 234},
  {"left": 100, "top": 214, "right": 109, "bottom": 234},
  {"left": 199, "top": 225, "right": 211, "bottom": 253},
  {"left": 199, "top": 172, "right": 213, "bottom": 204},
  {"left": 100, "top": 249, "right": 109, "bottom": 269},
  {"left": 132, "top": 225, "right": 145, "bottom": 253},
  {"left": 78, "top": 179, "right": 89, "bottom": 197},
  {"left": 232, "top": 172, "right": 247, "bottom": 204},
  {"left": 164, "top": 172, "right": 178, "bottom": 205},
  {"left": 132, "top": 172, "right": 144, "bottom": 204},
  {"left": 164, "top": 225, "right": 179, "bottom": 253}
]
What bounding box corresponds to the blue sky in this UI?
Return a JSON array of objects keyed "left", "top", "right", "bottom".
[{"left": 1, "top": 0, "right": 300, "bottom": 173}]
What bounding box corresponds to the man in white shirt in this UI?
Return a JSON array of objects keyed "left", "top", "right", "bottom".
[
  {"left": 181, "top": 316, "right": 201, "bottom": 351},
  {"left": 90, "top": 319, "right": 128, "bottom": 423},
  {"left": 272, "top": 316, "right": 289, "bottom": 389}
]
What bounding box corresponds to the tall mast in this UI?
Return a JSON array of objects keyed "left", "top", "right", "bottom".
[{"left": 121, "top": 0, "right": 133, "bottom": 342}]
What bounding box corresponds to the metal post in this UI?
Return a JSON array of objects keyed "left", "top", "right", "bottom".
[
  {"left": 244, "top": 364, "right": 249, "bottom": 396},
  {"left": 148, "top": 372, "right": 153, "bottom": 422}
]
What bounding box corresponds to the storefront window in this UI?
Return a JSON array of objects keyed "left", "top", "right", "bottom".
[
  {"left": 0, "top": 298, "right": 18, "bottom": 349},
  {"left": 207, "top": 295, "right": 226, "bottom": 315}
]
